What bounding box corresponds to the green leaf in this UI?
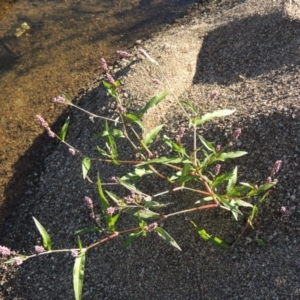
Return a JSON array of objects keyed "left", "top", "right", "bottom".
[
  {"left": 73, "top": 249, "right": 86, "bottom": 300},
  {"left": 142, "top": 124, "right": 164, "bottom": 147},
  {"left": 191, "top": 221, "right": 230, "bottom": 249},
  {"left": 124, "top": 113, "right": 143, "bottom": 129},
  {"left": 77, "top": 235, "right": 83, "bottom": 251},
  {"left": 216, "top": 195, "right": 242, "bottom": 218},
  {"left": 96, "top": 146, "right": 110, "bottom": 158},
  {"left": 97, "top": 129, "right": 125, "bottom": 138},
  {"left": 247, "top": 182, "right": 276, "bottom": 197},
  {"left": 121, "top": 167, "right": 153, "bottom": 184},
  {"left": 59, "top": 116, "right": 70, "bottom": 141},
  {"left": 194, "top": 109, "right": 235, "bottom": 126},
  {"left": 75, "top": 227, "right": 102, "bottom": 235},
  {"left": 162, "top": 135, "right": 186, "bottom": 155},
  {"left": 32, "top": 217, "right": 52, "bottom": 250},
  {"left": 227, "top": 167, "right": 237, "bottom": 193},
  {"left": 235, "top": 199, "right": 253, "bottom": 208},
  {"left": 59, "top": 91, "right": 72, "bottom": 104},
  {"left": 137, "top": 92, "right": 169, "bottom": 117},
  {"left": 121, "top": 231, "right": 143, "bottom": 248},
  {"left": 136, "top": 209, "right": 161, "bottom": 220},
  {"left": 212, "top": 171, "right": 235, "bottom": 189},
  {"left": 117, "top": 179, "right": 152, "bottom": 201},
  {"left": 198, "top": 135, "right": 215, "bottom": 153},
  {"left": 105, "top": 191, "right": 121, "bottom": 205},
  {"left": 154, "top": 227, "right": 181, "bottom": 251},
  {"left": 108, "top": 214, "right": 119, "bottom": 232},
  {"left": 256, "top": 238, "right": 266, "bottom": 246},
  {"left": 143, "top": 201, "right": 169, "bottom": 208},
  {"left": 104, "top": 121, "right": 118, "bottom": 162},
  {"left": 97, "top": 174, "right": 109, "bottom": 217},
  {"left": 102, "top": 81, "right": 111, "bottom": 89},
  {"left": 82, "top": 157, "right": 91, "bottom": 179},
  {"left": 216, "top": 151, "right": 247, "bottom": 161},
  {"left": 179, "top": 100, "right": 198, "bottom": 115}
]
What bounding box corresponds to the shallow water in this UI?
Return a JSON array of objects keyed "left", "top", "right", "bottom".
[{"left": 0, "top": 0, "right": 194, "bottom": 226}]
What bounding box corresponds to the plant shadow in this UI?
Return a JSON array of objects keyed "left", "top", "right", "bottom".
[{"left": 193, "top": 11, "right": 300, "bottom": 85}]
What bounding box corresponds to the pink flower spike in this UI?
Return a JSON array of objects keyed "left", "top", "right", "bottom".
[
  {"left": 266, "top": 177, "right": 272, "bottom": 183},
  {"left": 71, "top": 250, "right": 78, "bottom": 257},
  {"left": 116, "top": 50, "right": 131, "bottom": 58},
  {"left": 272, "top": 160, "right": 282, "bottom": 176},
  {"left": 107, "top": 207, "right": 115, "bottom": 215},
  {"left": 34, "top": 245, "right": 45, "bottom": 253},
  {"left": 145, "top": 222, "right": 158, "bottom": 232},
  {"left": 210, "top": 90, "right": 220, "bottom": 100},
  {"left": 36, "top": 115, "right": 48, "bottom": 128},
  {"left": 53, "top": 96, "right": 66, "bottom": 103},
  {"left": 280, "top": 206, "right": 289, "bottom": 222},
  {"left": 13, "top": 257, "right": 23, "bottom": 266},
  {"left": 233, "top": 128, "right": 241, "bottom": 141},
  {"left": 152, "top": 78, "right": 161, "bottom": 85},
  {"left": 106, "top": 73, "right": 115, "bottom": 85},
  {"left": 47, "top": 129, "right": 55, "bottom": 138},
  {"left": 215, "top": 164, "right": 221, "bottom": 176},
  {"left": 85, "top": 196, "right": 93, "bottom": 209},
  {"left": 216, "top": 144, "right": 221, "bottom": 152},
  {"left": 69, "top": 148, "right": 76, "bottom": 156},
  {"left": 0, "top": 245, "right": 11, "bottom": 256},
  {"left": 100, "top": 58, "right": 108, "bottom": 72}
]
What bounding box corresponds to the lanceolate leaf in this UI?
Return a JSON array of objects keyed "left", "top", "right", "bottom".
[
  {"left": 124, "top": 113, "right": 143, "bottom": 129},
  {"left": 121, "top": 231, "right": 143, "bottom": 248},
  {"left": 82, "top": 157, "right": 91, "bottom": 179},
  {"left": 73, "top": 249, "right": 86, "bottom": 300},
  {"left": 227, "top": 167, "right": 237, "bottom": 193},
  {"left": 97, "top": 174, "right": 109, "bottom": 216},
  {"left": 179, "top": 100, "right": 198, "bottom": 115},
  {"left": 191, "top": 221, "right": 230, "bottom": 250},
  {"left": 216, "top": 151, "right": 247, "bottom": 161},
  {"left": 135, "top": 209, "right": 161, "bottom": 220},
  {"left": 142, "top": 124, "right": 164, "bottom": 147},
  {"left": 198, "top": 135, "right": 215, "bottom": 153},
  {"left": 194, "top": 109, "right": 235, "bottom": 126},
  {"left": 154, "top": 227, "right": 181, "bottom": 251},
  {"left": 60, "top": 116, "right": 70, "bottom": 141},
  {"left": 60, "top": 91, "right": 72, "bottom": 104},
  {"left": 137, "top": 92, "right": 169, "bottom": 117},
  {"left": 32, "top": 217, "right": 52, "bottom": 250}
]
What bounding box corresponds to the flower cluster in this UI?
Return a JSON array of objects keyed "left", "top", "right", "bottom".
[
  {"left": 116, "top": 50, "right": 131, "bottom": 59},
  {"left": 35, "top": 115, "right": 55, "bottom": 138},
  {"left": 175, "top": 127, "right": 185, "bottom": 144}
]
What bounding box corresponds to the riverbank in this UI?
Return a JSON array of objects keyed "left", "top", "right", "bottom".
[{"left": 1, "top": 0, "right": 300, "bottom": 298}]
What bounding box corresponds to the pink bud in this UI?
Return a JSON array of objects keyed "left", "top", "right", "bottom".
[
  {"left": 107, "top": 207, "right": 116, "bottom": 215},
  {"left": 106, "top": 73, "right": 115, "bottom": 85},
  {"left": 34, "top": 245, "right": 45, "bottom": 253},
  {"left": 36, "top": 115, "right": 48, "bottom": 128},
  {"left": 233, "top": 128, "right": 241, "bottom": 141},
  {"left": 116, "top": 50, "right": 131, "bottom": 58},
  {"left": 69, "top": 148, "right": 76, "bottom": 155},
  {"left": 215, "top": 164, "right": 221, "bottom": 176},
  {"left": 85, "top": 196, "right": 93, "bottom": 209},
  {"left": 13, "top": 257, "right": 23, "bottom": 266},
  {"left": 145, "top": 222, "right": 158, "bottom": 232},
  {"left": 100, "top": 58, "right": 108, "bottom": 72},
  {"left": 272, "top": 160, "right": 282, "bottom": 176},
  {"left": 53, "top": 96, "right": 66, "bottom": 103}
]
